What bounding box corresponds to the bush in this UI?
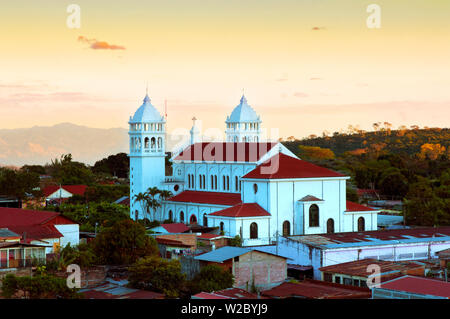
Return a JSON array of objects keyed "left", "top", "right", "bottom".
[{"left": 188, "top": 264, "right": 234, "bottom": 295}]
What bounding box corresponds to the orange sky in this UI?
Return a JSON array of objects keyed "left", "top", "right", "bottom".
[{"left": 0, "top": 0, "right": 449, "bottom": 140}]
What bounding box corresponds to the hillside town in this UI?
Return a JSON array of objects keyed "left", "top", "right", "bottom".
[{"left": 0, "top": 93, "right": 449, "bottom": 300}]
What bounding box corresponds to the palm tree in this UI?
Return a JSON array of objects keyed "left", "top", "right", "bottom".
[
  {"left": 158, "top": 190, "right": 173, "bottom": 221},
  {"left": 145, "top": 187, "right": 161, "bottom": 221},
  {"left": 132, "top": 192, "right": 149, "bottom": 221}
]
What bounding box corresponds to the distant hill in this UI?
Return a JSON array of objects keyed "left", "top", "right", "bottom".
[
  {"left": 0, "top": 123, "right": 129, "bottom": 166},
  {"left": 282, "top": 128, "right": 450, "bottom": 157}
]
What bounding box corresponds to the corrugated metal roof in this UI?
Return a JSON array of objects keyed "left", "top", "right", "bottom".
[
  {"left": 0, "top": 228, "right": 20, "bottom": 239},
  {"left": 194, "top": 246, "right": 251, "bottom": 262}
]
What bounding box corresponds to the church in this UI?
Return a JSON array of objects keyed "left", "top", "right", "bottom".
[{"left": 128, "top": 93, "right": 379, "bottom": 246}]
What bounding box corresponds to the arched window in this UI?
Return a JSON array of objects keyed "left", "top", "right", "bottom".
[
  {"left": 168, "top": 210, "right": 173, "bottom": 221},
  {"left": 134, "top": 210, "right": 138, "bottom": 221},
  {"left": 250, "top": 222, "right": 258, "bottom": 239},
  {"left": 151, "top": 137, "right": 156, "bottom": 149},
  {"left": 180, "top": 211, "right": 184, "bottom": 223},
  {"left": 235, "top": 176, "right": 239, "bottom": 191},
  {"left": 226, "top": 176, "right": 230, "bottom": 190},
  {"left": 203, "top": 213, "right": 208, "bottom": 226},
  {"left": 253, "top": 183, "right": 258, "bottom": 194},
  {"left": 190, "top": 215, "right": 197, "bottom": 225},
  {"left": 203, "top": 175, "right": 206, "bottom": 189},
  {"left": 309, "top": 204, "right": 319, "bottom": 227},
  {"left": 199, "top": 174, "right": 202, "bottom": 189},
  {"left": 188, "top": 175, "right": 191, "bottom": 188},
  {"left": 214, "top": 175, "right": 218, "bottom": 189},
  {"left": 223, "top": 176, "right": 226, "bottom": 190},
  {"left": 220, "top": 222, "right": 224, "bottom": 233},
  {"left": 157, "top": 137, "right": 162, "bottom": 149},
  {"left": 358, "top": 217, "right": 365, "bottom": 232},
  {"left": 282, "top": 221, "right": 290, "bottom": 236},
  {"left": 327, "top": 218, "right": 335, "bottom": 234},
  {"left": 144, "top": 137, "right": 149, "bottom": 148}
]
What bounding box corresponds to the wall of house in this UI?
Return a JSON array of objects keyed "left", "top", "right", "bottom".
[
  {"left": 55, "top": 224, "right": 80, "bottom": 248},
  {"left": 233, "top": 251, "right": 286, "bottom": 290}
]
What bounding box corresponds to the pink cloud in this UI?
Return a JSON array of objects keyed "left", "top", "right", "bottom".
[{"left": 78, "top": 36, "right": 126, "bottom": 50}]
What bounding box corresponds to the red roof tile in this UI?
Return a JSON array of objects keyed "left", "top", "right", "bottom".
[
  {"left": 160, "top": 223, "right": 190, "bottom": 233},
  {"left": 174, "top": 142, "right": 277, "bottom": 162},
  {"left": 379, "top": 276, "right": 450, "bottom": 298},
  {"left": 167, "top": 191, "right": 242, "bottom": 206},
  {"left": 197, "top": 233, "right": 222, "bottom": 239},
  {"left": 155, "top": 237, "right": 193, "bottom": 247},
  {"left": 209, "top": 203, "right": 271, "bottom": 218},
  {"left": 262, "top": 280, "right": 371, "bottom": 299},
  {"left": 43, "top": 185, "right": 87, "bottom": 197},
  {"left": 242, "top": 153, "right": 345, "bottom": 179},
  {"left": 192, "top": 292, "right": 232, "bottom": 299},
  {"left": 345, "top": 201, "right": 377, "bottom": 212}
]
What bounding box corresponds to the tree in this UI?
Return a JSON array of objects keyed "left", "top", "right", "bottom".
[
  {"left": 0, "top": 167, "right": 41, "bottom": 202},
  {"left": 297, "top": 145, "right": 335, "bottom": 160},
  {"left": 188, "top": 265, "right": 234, "bottom": 295},
  {"left": 379, "top": 168, "right": 409, "bottom": 198},
  {"left": 128, "top": 256, "right": 186, "bottom": 298},
  {"left": 93, "top": 220, "right": 158, "bottom": 265},
  {"left": 418, "top": 143, "right": 446, "bottom": 160},
  {"left": 47, "top": 154, "right": 95, "bottom": 185},
  {"left": 92, "top": 153, "right": 129, "bottom": 178},
  {"left": 230, "top": 235, "right": 243, "bottom": 247}
]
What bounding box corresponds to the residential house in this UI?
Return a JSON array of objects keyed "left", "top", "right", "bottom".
[
  {"left": 319, "top": 258, "right": 427, "bottom": 288},
  {"left": 194, "top": 246, "right": 287, "bottom": 290},
  {"left": 0, "top": 207, "right": 79, "bottom": 254},
  {"left": 42, "top": 184, "right": 87, "bottom": 205},
  {"left": 155, "top": 233, "right": 197, "bottom": 259},
  {"left": 372, "top": 275, "right": 450, "bottom": 299}
]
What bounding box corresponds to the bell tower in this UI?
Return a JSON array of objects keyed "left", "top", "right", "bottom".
[{"left": 129, "top": 93, "right": 166, "bottom": 220}]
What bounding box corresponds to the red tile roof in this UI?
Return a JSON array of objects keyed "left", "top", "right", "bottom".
[
  {"left": 174, "top": 142, "right": 277, "bottom": 162},
  {"left": 379, "top": 276, "right": 450, "bottom": 298},
  {"left": 262, "top": 280, "right": 371, "bottom": 299},
  {"left": 242, "top": 153, "right": 345, "bottom": 180},
  {"left": 319, "top": 259, "right": 425, "bottom": 278},
  {"left": 209, "top": 203, "right": 271, "bottom": 218},
  {"left": 160, "top": 223, "right": 190, "bottom": 233},
  {"left": 345, "top": 201, "right": 377, "bottom": 212},
  {"left": 42, "top": 185, "right": 87, "bottom": 197},
  {"left": 197, "top": 233, "right": 223, "bottom": 239},
  {"left": 167, "top": 191, "right": 242, "bottom": 206},
  {"left": 0, "top": 207, "right": 76, "bottom": 242},
  {"left": 192, "top": 292, "right": 232, "bottom": 299},
  {"left": 155, "top": 237, "right": 193, "bottom": 247}
]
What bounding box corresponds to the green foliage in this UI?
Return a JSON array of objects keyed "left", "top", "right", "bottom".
[
  {"left": 57, "top": 201, "right": 130, "bottom": 232},
  {"left": 67, "top": 184, "right": 130, "bottom": 204},
  {"left": 133, "top": 187, "right": 172, "bottom": 222},
  {"left": 188, "top": 265, "right": 234, "bottom": 295},
  {"left": 93, "top": 219, "right": 159, "bottom": 265},
  {"left": 1, "top": 273, "right": 81, "bottom": 299},
  {"left": 230, "top": 235, "right": 243, "bottom": 247},
  {"left": 346, "top": 187, "right": 359, "bottom": 203},
  {"left": 128, "top": 256, "right": 186, "bottom": 298},
  {"left": 92, "top": 153, "right": 129, "bottom": 178},
  {"left": 0, "top": 167, "right": 41, "bottom": 200},
  {"left": 47, "top": 243, "right": 96, "bottom": 270},
  {"left": 47, "top": 154, "right": 95, "bottom": 185},
  {"left": 298, "top": 145, "right": 335, "bottom": 160}
]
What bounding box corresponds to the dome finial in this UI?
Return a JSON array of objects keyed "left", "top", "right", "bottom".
[{"left": 143, "top": 82, "right": 150, "bottom": 103}]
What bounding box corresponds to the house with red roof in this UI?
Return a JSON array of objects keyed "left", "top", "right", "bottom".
[
  {"left": 0, "top": 207, "right": 79, "bottom": 255},
  {"left": 127, "top": 93, "right": 379, "bottom": 247},
  {"left": 42, "top": 184, "right": 87, "bottom": 204}
]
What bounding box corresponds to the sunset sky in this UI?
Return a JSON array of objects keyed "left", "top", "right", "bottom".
[{"left": 1, "top": 0, "right": 449, "bottom": 141}]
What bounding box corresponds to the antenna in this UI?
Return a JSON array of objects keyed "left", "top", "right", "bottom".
[
  {"left": 165, "top": 99, "right": 167, "bottom": 119},
  {"left": 146, "top": 82, "right": 148, "bottom": 95}
]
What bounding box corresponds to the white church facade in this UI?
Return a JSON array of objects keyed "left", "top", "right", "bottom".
[{"left": 129, "top": 93, "right": 379, "bottom": 246}]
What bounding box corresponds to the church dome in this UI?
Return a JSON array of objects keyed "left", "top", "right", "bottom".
[
  {"left": 130, "top": 94, "right": 164, "bottom": 123},
  {"left": 226, "top": 95, "right": 261, "bottom": 123}
]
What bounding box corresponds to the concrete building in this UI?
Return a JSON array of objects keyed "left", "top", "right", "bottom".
[
  {"left": 255, "top": 227, "right": 450, "bottom": 279},
  {"left": 194, "top": 246, "right": 287, "bottom": 290}
]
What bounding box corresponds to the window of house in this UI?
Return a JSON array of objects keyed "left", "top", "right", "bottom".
[
  {"left": 234, "top": 256, "right": 239, "bottom": 262},
  {"left": 343, "top": 278, "right": 352, "bottom": 286},
  {"left": 358, "top": 217, "right": 365, "bottom": 232},
  {"left": 282, "top": 221, "right": 290, "bottom": 236},
  {"left": 309, "top": 204, "right": 319, "bottom": 227},
  {"left": 250, "top": 222, "right": 258, "bottom": 239},
  {"left": 327, "top": 218, "right": 335, "bottom": 233},
  {"left": 335, "top": 276, "right": 341, "bottom": 284}
]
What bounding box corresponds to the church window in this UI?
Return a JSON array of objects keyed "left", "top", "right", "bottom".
[
  {"left": 190, "top": 215, "right": 197, "bottom": 225},
  {"left": 180, "top": 211, "right": 185, "bottom": 223},
  {"left": 226, "top": 176, "right": 230, "bottom": 190},
  {"left": 203, "top": 214, "right": 208, "bottom": 226},
  {"left": 282, "top": 221, "right": 290, "bottom": 236},
  {"left": 168, "top": 210, "right": 173, "bottom": 221},
  {"left": 174, "top": 184, "right": 179, "bottom": 192},
  {"left": 223, "top": 176, "right": 226, "bottom": 190},
  {"left": 144, "top": 137, "right": 149, "bottom": 148},
  {"left": 235, "top": 176, "right": 239, "bottom": 191},
  {"left": 151, "top": 137, "right": 156, "bottom": 149},
  {"left": 199, "top": 174, "right": 202, "bottom": 189},
  {"left": 188, "top": 175, "right": 191, "bottom": 188},
  {"left": 358, "top": 217, "right": 365, "bottom": 232},
  {"left": 309, "top": 204, "right": 319, "bottom": 227},
  {"left": 220, "top": 222, "right": 224, "bottom": 233},
  {"left": 253, "top": 183, "right": 258, "bottom": 194},
  {"left": 202, "top": 175, "right": 206, "bottom": 189},
  {"left": 327, "top": 218, "right": 335, "bottom": 234},
  {"left": 157, "top": 137, "right": 162, "bottom": 149},
  {"left": 250, "top": 222, "right": 258, "bottom": 239},
  {"left": 214, "top": 175, "right": 218, "bottom": 189}
]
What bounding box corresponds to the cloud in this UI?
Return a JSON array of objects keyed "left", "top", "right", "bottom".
[
  {"left": 312, "top": 27, "right": 326, "bottom": 31},
  {"left": 310, "top": 77, "right": 322, "bottom": 81},
  {"left": 293, "top": 92, "right": 309, "bottom": 98},
  {"left": 78, "top": 36, "right": 126, "bottom": 50}
]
